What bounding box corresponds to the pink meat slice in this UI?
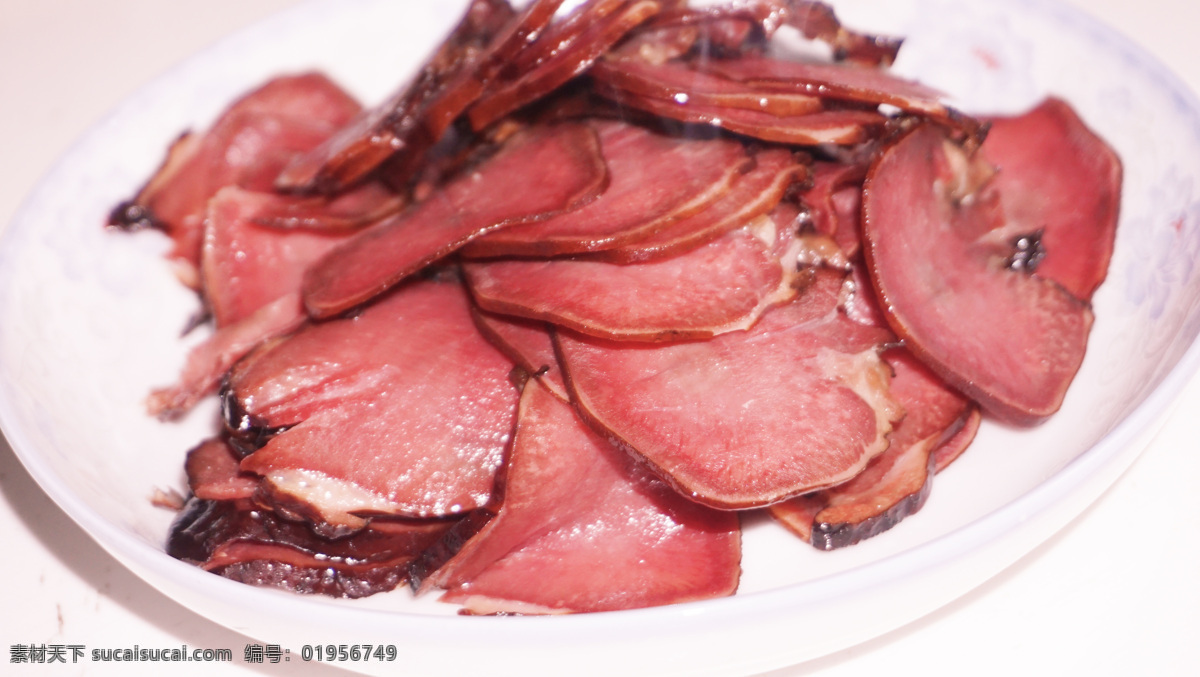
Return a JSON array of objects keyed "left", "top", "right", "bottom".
[
  {"left": 589, "top": 57, "right": 823, "bottom": 117},
  {"left": 470, "top": 308, "right": 570, "bottom": 401},
  {"left": 201, "top": 188, "right": 363, "bottom": 329},
  {"left": 108, "top": 73, "right": 362, "bottom": 283},
  {"left": 243, "top": 181, "right": 405, "bottom": 232},
  {"left": 557, "top": 268, "right": 901, "bottom": 509},
  {"left": 233, "top": 279, "right": 519, "bottom": 531},
  {"left": 463, "top": 215, "right": 806, "bottom": 341},
  {"left": 598, "top": 147, "right": 806, "bottom": 262},
  {"left": 861, "top": 122, "right": 1095, "bottom": 424},
  {"left": 185, "top": 437, "right": 259, "bottom": 501},
  {"left": 768, "top": 348, "right": 973, "bottom": 549},
  {"left": 274, "top": 0, "right": 521, "bottom": 193},
  {"left": 147, "top": 292, "right": 307, "bottom": 419},
  {"left": 427, "top": 381, "right": 741, "bottom": 614},
  {"left": 464, "top": 119, "right": 750, "bottom": 257},
  {"left": 981, "top": 97, "right": 1122, "bottom": 301},
  {"left": 168, "top": 496, "right": 453, "bottom": 598},
  {"left": 301, "top": 122, "right": 607, "bottom": 319},
  {"left": 595, "top": 83, "right": 888, "bottom": 145},
  {"left": 700, "top": 55, "right": 966, "bottom": 128},
  {"left": 467, "top": 0, "right": 663, "bottom": 130},
  {"left": 800, "top": 160, "right": 866, "bottom": 258}
]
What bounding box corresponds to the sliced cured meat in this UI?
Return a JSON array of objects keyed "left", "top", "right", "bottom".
[
  {"left": 231, "top": 278, "right": 519, "bottom": 532},
  {"left": 599, "top": 148, "right": 804, "bottom": 262},
  {"left": 244, "top": 181, "right": 405, "bottom": 232},
  {"left": 168, "top": 496, "right": 452, "bottom": 598},
  {"left": 275, "top": 0, "right": 519, "bottom": 193},
  {"left": 147, "top": 292, "right": 307, "bottom": 419},
  {"left": 633, "top": 0, "right": 902, "bottom": 65},
  {"left": 464, "top": 216, "right": 805, "bottom": 341},
  {"left": 768, "top": 348, "right": 973, "bottom": 549},
  {"left": 589, "top": 57, "right": 823, "bottom": 117},
  {"left": 699, "top": 55, "right": 979, "bottom": 137},
  {"left": 423, "top": 381, "right": 741, "bottom": 614},
  {"left": 109, "top": 73, "right": 362, "bottom": 283},
  {"left": 470, "top": 308, "right": 569, "bottom": 401},
  {"left": 558, "top": 268, "right": 901, "bottom": 508},
  {"left": 185, "top": 437, "right": 259, "bottom": 501},
  {"left": 301, "top": 122, "right": 606, "bottom": 318},
  {"left": 464, "top": 119, "right": 750, "bottom": 257},
  {"left": 861, "top": 122, "right": 1095, "bottom": 423},
  {"left": 800, "top": 160, "right": 866, "bottom": 258},
  {"left": 596, "top": 83, "right": 887, "bottom": 145},
  {"left": 981, "top": 97, "right": 1122, "bottom": 301},
  {"left": 933, "top": 405, "right": 981, "bottom": 473},
  {"left": 201, "top": 188, "right": 362, "bottom": 329},
  {"left": 467, "top": 0, "right": 663, "bottom": 130}
]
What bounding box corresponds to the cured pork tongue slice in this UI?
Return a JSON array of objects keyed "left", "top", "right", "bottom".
[
  {"left": 274, "top": 0, "right": 525, "bottom": 194},
  {"left": 980, "top": 97, "right": 1122, "bottom": 302},
  {"left": 698, "top": 55, "right": 980, "bottom": 139},
  {"left": 590, "top": 57, "right": 823, "bottom": 117},
  {"left": 147, "top": 180, "right": 394, "bottom": 419},
  {"left": 228, "top": 277, "right": 520, "bottom": 535},
  {"left": 599, "top": 147, "right": 804, "bottom": 262},
  {"left": 799, "top": 160, "right": 866, "bottom": 259},
  {"left": 184, "top": 437, "right": 259, "bottom": 502},
  {"left": 301, "top": 122, "right": 606, "bottom": 319},
  {"left": 108, "top": 73, "right": 362, "bottom": 286},
  {"left": 594, "top": 85, "right": 888, "bottom": 145},
  {"left": 463, "top": 119, "right": 750, "bottom": 257},
  {"left": 201, "top": 188, "right": 366, "bottom": 329},
  {"left": 557, "top": 268, "right": 901, "bottom": 509},
  {"left": 861, "top": 121, "right": 1095, "bottom": 424},
  {"left": 420, "top": 381, "right": 741, "bottom": 614},
  {"left": 168, "top": 496, "right": 453, "bottom": 598},
  {"left": 768, "top": 349, "right": 976, "bottom": 550},
  {"left": 147, "top": 292, "right": 307, "bottom": 419},
  {"left": 628, "top": 0, "right": 902, "bottom": 66},
  {"left": 470, "top": 308, "right": 570, "bottom": 401},
  {"left": 467, "top": 0, "right": 664, "bottom": 130},
  {"left": 463, "top": 204, "right": 806, "bottom": 341}
]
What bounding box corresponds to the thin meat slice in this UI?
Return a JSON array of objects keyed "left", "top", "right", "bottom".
[
  {"left": 800, "top": 160, "right": 866, "bottom": 258},
  {"left": 470, "top": 308, "right": 570, "bottom": 401},
  {"left": 244, "top": 181, "right": 405, "bottom": 232},
  {"left": 981, "top": 97, "right": 1122, "bottom": 301},
  {"left": 464, "top": 214, "right": 806, "bottom": 341},
  {"left": 275, "top": 0, "right": 519, "bottom": 193},
  {"left": 301, "top": 122, "right": 606, "bottom": 319},
  {"left": 700, "top": 55, "right": 980, "bottom": 137},
  {"left": 108, "top": 73, "right": 362, "bottom": 284},
  {"left": 147, "top": 292, "right": 307, "bottom": 419},
  {"left": 589, "top": 57, "right": 823, "bottom": 117},
  {"left": 861, "top": 122, "right": 1095, "bottom": 424},
  {"left": 168, "top": 496, "right": 452, "bottom": 598},
  {"left": 558, "top": 268, "right": 901, "bottom": 509},
  {"left": 596, "top": 83, "right": 888, "bottom": 145},
  {"left": 423, "top": 381, "right": 741, "bottom": 614},
  {"left": 599, "top": 148, "right": 804, "bottom": 262},
  {"left": 467, "top": 0, "right": 663, "bottom": 130},
  {"left": 201, "top": 188, "right": 363, "bottom": 328},
  {"left": 768, "top": 348, "right": 974, "bottom": 549},
  {"left": 464, "top": 119, "right": 750, "bottom": 257},
  {"left": 184, "top": 437, "right": 259, "bottom": 501},
  {"left": 631, "top": 0, "right": 902, "bottom": 65},
  {"left": 231, "top": 278, "right": 520, "bottom": 533}
]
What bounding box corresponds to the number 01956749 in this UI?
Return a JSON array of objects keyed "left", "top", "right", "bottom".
[{"left": 300, "top": 644, "right": 397, "bottom": 662}]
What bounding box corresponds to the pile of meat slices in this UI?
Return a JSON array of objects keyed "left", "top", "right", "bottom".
[{"left": 112, "top": 0, "right": 1121, "bottom": 613}]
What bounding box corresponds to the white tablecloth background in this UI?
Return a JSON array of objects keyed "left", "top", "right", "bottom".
[{"left": 1, "top": 1, "right": 1197, "bottom": 674}]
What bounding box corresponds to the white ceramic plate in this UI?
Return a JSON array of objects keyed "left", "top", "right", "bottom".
[{"left": 3, "top": 0, "right": 1200, "bottom": 675}]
